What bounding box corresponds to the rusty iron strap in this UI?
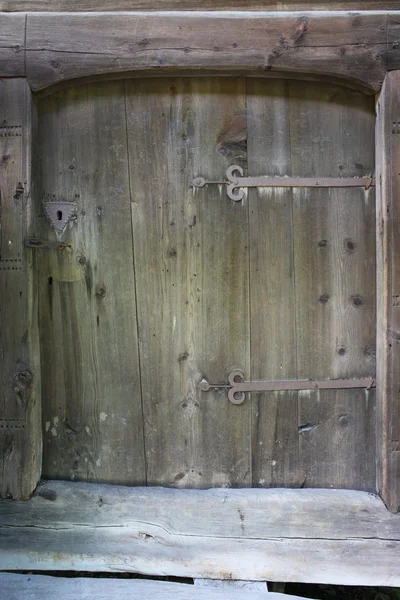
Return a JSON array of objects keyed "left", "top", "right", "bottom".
[
  {"left": 198, "top": 370, "right": 376, "bottom": 405},
  {"left": 192, "top": 165, "right": 375, "bottom": 201}
]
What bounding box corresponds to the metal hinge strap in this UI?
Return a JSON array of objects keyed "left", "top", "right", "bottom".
[
  {"left": 192, "top": 165, "right": 375, "bottom": 201},
  {"left": 199, "top": 370, "right": 376, "bottom": 405}
]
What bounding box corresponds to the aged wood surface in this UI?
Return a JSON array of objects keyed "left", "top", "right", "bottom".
[
  {"left": 1, "top": 481, "right": 400, "bottom": 585},
  {"left": 0, "top": 13, "right": 25, "bottom": 76},
  {"left": 34, "top": 78, "right": 378, "bottom": 491},
  {"left": 23, "top": 12, "right": 388, "bottom": 93},
  {"left": 126, "top": 78, "right": 250, "bottom": 487},
  {"left": 290, "top": 83, "right": 376, "bottom": 489},
  {"left": 247, "top": 79, "right": 300, "bottom": 488},
  {"left": 2, "top": 1, "right": 400, "bottom": 11},
  {"left": 36, "top": 82, "right": 146, "bottom": 484},
  {"left": 0, "top": 79, "right": 41, "bottom": 499},
  {"left": 388, "top": 13, "right": 400, "bottom": 71},
  {"left": 376, "top": 71, "right": 400, "bottom": 513},
  {"left": 247, "top": 80, "right": 376, "bottom": 490},
  {"left": 0, "top": 574, "right": 308, "bottom": 600}
]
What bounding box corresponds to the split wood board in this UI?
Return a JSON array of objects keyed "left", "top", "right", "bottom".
[
  {"left": 0, "top": 481, "right": 400, "bottom": 585},
  {"left": 0, "top": 573, "right": 309, "bottom": 600}
]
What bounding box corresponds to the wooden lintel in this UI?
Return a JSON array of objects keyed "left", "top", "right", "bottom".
[
  {"left": 1, "top": 481, "right": 400, "bottom": 585},
  {"left": 0, "top": 11, "right": 395, "bottom": 92},
  {"left": 0, "top": 13, "right": 25, "bottom": 76}
]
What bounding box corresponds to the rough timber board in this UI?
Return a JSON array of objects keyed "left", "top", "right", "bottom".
[
  {"left": 24, "top": 12, "right": 388, "bottom": 92},
  {"left": 1, "top": 481, "right": 400, "bottom": 585},
  {"left": 0, "top": 13, "right": 25, "bottom": 76},
  {"left": 1, "top": 1, "right": 400, "bottom": 10},
  {"left": 0, "top": 79, "right": 41, "bottom": 499},
  {"left": 36, "top": 82, "right": 146, "bottom": 485},
  {"left": 0, "top": 574, "right": 308, "bottom": 600},
  {"left": 376, "top": 70, "right": 400, "bottom": 513},
  {"left": 126, "top": 78, "right": 251, "bottom": 488}
]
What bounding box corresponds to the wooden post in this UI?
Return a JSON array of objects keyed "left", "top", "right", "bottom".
[
  {"left": 0, "top": 79, "right": 41, "bottom": 499},
  {"left": 376, "top": 70, "right": 400, "bottom": 513}
]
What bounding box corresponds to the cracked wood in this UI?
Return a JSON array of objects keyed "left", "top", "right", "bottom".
[
  {"left": 1, "top": 481, "right": 400, "bottom": 585},
  {"left": 22, "top": 12, "right": 389, "bottom": 92}
]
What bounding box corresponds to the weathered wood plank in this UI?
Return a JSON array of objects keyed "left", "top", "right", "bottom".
[
  {"left": 126, "top": 78, "right": 250, "bottom": 487},
  {"left": 388, "top": 14, "right": 400, "bottom": 71},
  {"left": 23, "top": 12, "right": 388, "bottom": 93},
  {"left": 0, "top": 79, "right": 41, "bottom": 499},
  {"left": 1, "top": 481, "right": 400, "bottom": 585},
  {"left": 36, "top": 82, "right": 145, "bottom": 484},
  {"left": 376, "top": 71, "right": 400, "bottom": 513},
  {"left": 0, "top": 574, "right": 308, "bottom": 600},
  {"left": 0, "top": 13, "right": 25, "bottom": 76},
  {"left": 290, "top": 83, "right": 376, "bottom": 489},
  {"left": 2, "top": 1, "right": 400, "bottom": 11},
  {"left": 247, "top": 79, "right": 301, "bottom": 488}
]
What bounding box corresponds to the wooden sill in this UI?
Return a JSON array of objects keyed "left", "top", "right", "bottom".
[{"left": 0, "top": 480, "right": 399, "bottom": 586}]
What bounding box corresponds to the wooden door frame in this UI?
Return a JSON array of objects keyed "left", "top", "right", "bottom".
[{"left": 1, "top": 7, "right": 400, "bottom": 585}]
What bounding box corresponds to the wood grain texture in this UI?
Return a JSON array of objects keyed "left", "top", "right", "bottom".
[
  {"left": 290, "top": 83, "right": 376, "bottom": 490},
  {"left": 0, "top": 574, "right": 308, "bottom": 600},
  {"left": 248, "top": 80, "right": 376, "bottom": 491},
  {"left": 247, "top": 79, "right": 300, "bottom": 488},
  {"left": 23, "top": 12, "right": 388, "bottom": 93},
  {"left": 0, "top": 13, "right": 25, "bottom": 76},
  {"left": 388, "top": 13, "right": 400, "bottom": 71},
  {"left": 2, "top": 1, "right": 400, "bottom": 11},
  {"left": 1, "top": 481, "right": 400, "bottom": 585},
  {"left": 126, "top": 78, "right": 250, "bottom": 488},
  {"left": 36, "top": 82, "right": 145, "bottom": 485},
  {"left": 376, "top": 71, "right": 400, "bottom": 513},
  {"left": 0, "top": 79, "right": 41, "bottom": 499}
]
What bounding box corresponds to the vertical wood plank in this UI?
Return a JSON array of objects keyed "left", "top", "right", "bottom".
[
  {"left": 290, "top": 82, "right": 376, "bottom": 490},
  {"left": 376, "top": 71, "right": 400, "bottom": 512},
  {"left": 0, "top": 79, "right": 41, "bottom": 499},
  {"left": 126, "top": 78, "right": 251, "bottom": 487},
  {"left": 37, "top": 82, "right": 145, "bottom": 484},
  {"left": 247, "top": 80, "right": 301, "bottom": 488}
]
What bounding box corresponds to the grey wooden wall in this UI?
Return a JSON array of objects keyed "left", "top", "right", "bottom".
[{"left": 35, "top": 78, "right": 376, "bottom": 491}]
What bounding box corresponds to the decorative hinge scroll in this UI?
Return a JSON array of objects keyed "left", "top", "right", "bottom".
[
  {"left": 198, "top": 370, "right": 376, "bottom": 405},
  {"left": 192, "top": 165, "right": 375, "bottom": 201}
]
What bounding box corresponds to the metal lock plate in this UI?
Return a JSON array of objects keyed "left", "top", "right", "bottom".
[{"left": 43, "top": 202, "right": 77, "bottom": 233}]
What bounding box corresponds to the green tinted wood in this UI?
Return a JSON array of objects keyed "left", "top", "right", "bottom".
[
  {"left": 126, "top": 78, "right": 251, "bottom": 487},
  {"left": 37, "top": 82, "right": 145, "bottom": 484}
]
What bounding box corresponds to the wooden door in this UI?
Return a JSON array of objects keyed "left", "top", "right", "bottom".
[{"left": 35, "top": 78, "right": 376, "bottom": 491}]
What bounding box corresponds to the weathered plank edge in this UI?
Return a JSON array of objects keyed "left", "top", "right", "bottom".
[
  {"left": 0, "top": 11, "right": 396, "bottom": 92},
  {"left": 1, "top": 1, "right": 400, "bottom": 12},
  {"left": 0, "top": 574, "right": 308, "bottom": 600},
  {"left": 376, "top": 71, "right": 400, "bottom": 513},
  {"left": 0, "top": 481, "right": 399, "bottom": 585}
]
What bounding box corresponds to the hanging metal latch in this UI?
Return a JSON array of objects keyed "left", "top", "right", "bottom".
[
  {"left": 192, "top": 165, "right": 375, "bottom": 201},
  {"left": 198, "top": 370, "right": 376, "bottom": 405}
]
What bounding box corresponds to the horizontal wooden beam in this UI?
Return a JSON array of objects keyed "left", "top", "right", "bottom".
[
  {"left": 0, "top": 11, "right": 392, "bottom": 93},
  {"left": 0, "top": 574, "right": 307, "bottom": 600},
  {"left": 1, "top": 1, "right": 400, "bottom": 12},
  {"left": 0, "top": 13, "right": 25, "bottom": 75},
  {"left": 1, "top": 481, "right": 400, "bottom": 585}
]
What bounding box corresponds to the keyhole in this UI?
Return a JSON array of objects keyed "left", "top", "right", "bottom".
[{"left": 57, "top": 210, "right": 62, "bottom": 221}]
